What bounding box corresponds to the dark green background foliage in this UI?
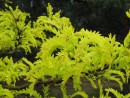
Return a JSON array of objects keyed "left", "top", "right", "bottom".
[{"left": 1, "top": 0, "right": 130, "bottom": 42}]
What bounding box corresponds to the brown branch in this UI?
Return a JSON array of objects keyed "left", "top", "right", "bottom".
[
  {"left": 2, "top": 78, "right": 63, "bottom": 90},
  {"left": 1, "top": 64, "right": 113, "bottom": 90}
]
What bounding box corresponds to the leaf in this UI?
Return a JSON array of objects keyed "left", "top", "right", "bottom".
[
  {"left": 17, "top": 88, "right": 42, "bottom": 98},
  {"left": 125, "top": 93, "right": 130, "bottom": 98},
  {"left": 72, "top": 76, "right": 82, "bottom": 91},
  {"left": 107, "top": 70, "right": 126, "bottom": 83},
  {"left": 124, "top": 31, "right": 130, "bottom": 48},
  {"left": 22, "top": 58, "right": 34, "bottom": 69},
  {"left": 43, "top": 85, "right": 49, "bottom": 98},
  {"left": 47, "top": 3, "right": 53, "bottom": 18},
  {"left": 98, "top": 79, "right": 106, "bottom": 98},
  {"left": 104, "top": 75, "right": 123, "bottom": 91},
  {"left": 85, "top": 76, "right": 97, "bottom": 89},
  {"left": 126, "top": 10, "right": 130, "bottom": 18},
  {"left": 105, "top": 88, "right": 123, "bottom": 98},
  {"left": 69, "top": 91, "right": 88, "bottom": 98},
  {"left": 0, "top": 85, "right": 14, "bottom": 98},
  {"left": 60, "top": 83, "right": 68, "bottom": 98}
]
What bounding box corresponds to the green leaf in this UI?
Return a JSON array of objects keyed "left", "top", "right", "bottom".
[
  {"left": 104, "top": 74, "right": 123, "bottom": 90},
  {"left": 85, "top": 76, "right": 97, "bottom": 89},
  {"left": 124, "top": 31, "right": 130, "bottom": 48},
  {"left": 105, "top": 88, "right": 123, "bottom": 98},
  {"left": 126, "top": 10, "right": 130, "bottom": 18},
  {"left": 0, "top": 85, "right": 14, "bottom": 98},
  {"left": 69, "top": 91, "right": 88, "bottom": 98},
  {"left": 47, "top": 3, "right": 53, "bottom": 18}
]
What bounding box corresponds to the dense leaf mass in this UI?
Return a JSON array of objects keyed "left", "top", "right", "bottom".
[{"left": 0, "top": 3, "right": 130, "bottom": 98}]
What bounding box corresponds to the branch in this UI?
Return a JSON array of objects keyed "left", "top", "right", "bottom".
[{"left": 2, "top": 78, "right": 63, "bottom": 90}]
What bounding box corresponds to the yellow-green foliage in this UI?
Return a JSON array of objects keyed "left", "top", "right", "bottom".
[
  {"left": 126, "top": 9, "right": 130, "bottom": 19},
  {"left": 125, "top": 9, "right": 130, "bottom": 48},
  {"left": 0, "top": 4, "right": 45, "bottom": 53},
  {"left": 0, "top": 57, "right": 27, "bottom": 85},
  {"left": 103, "top": 88, "right": 130, "bottom": 98},
  {"left": 0, "top": 85, "right": 14, "bottom": 98},
  {"left": 0, "top": 3, "right": 130, "bottom": 98}
]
